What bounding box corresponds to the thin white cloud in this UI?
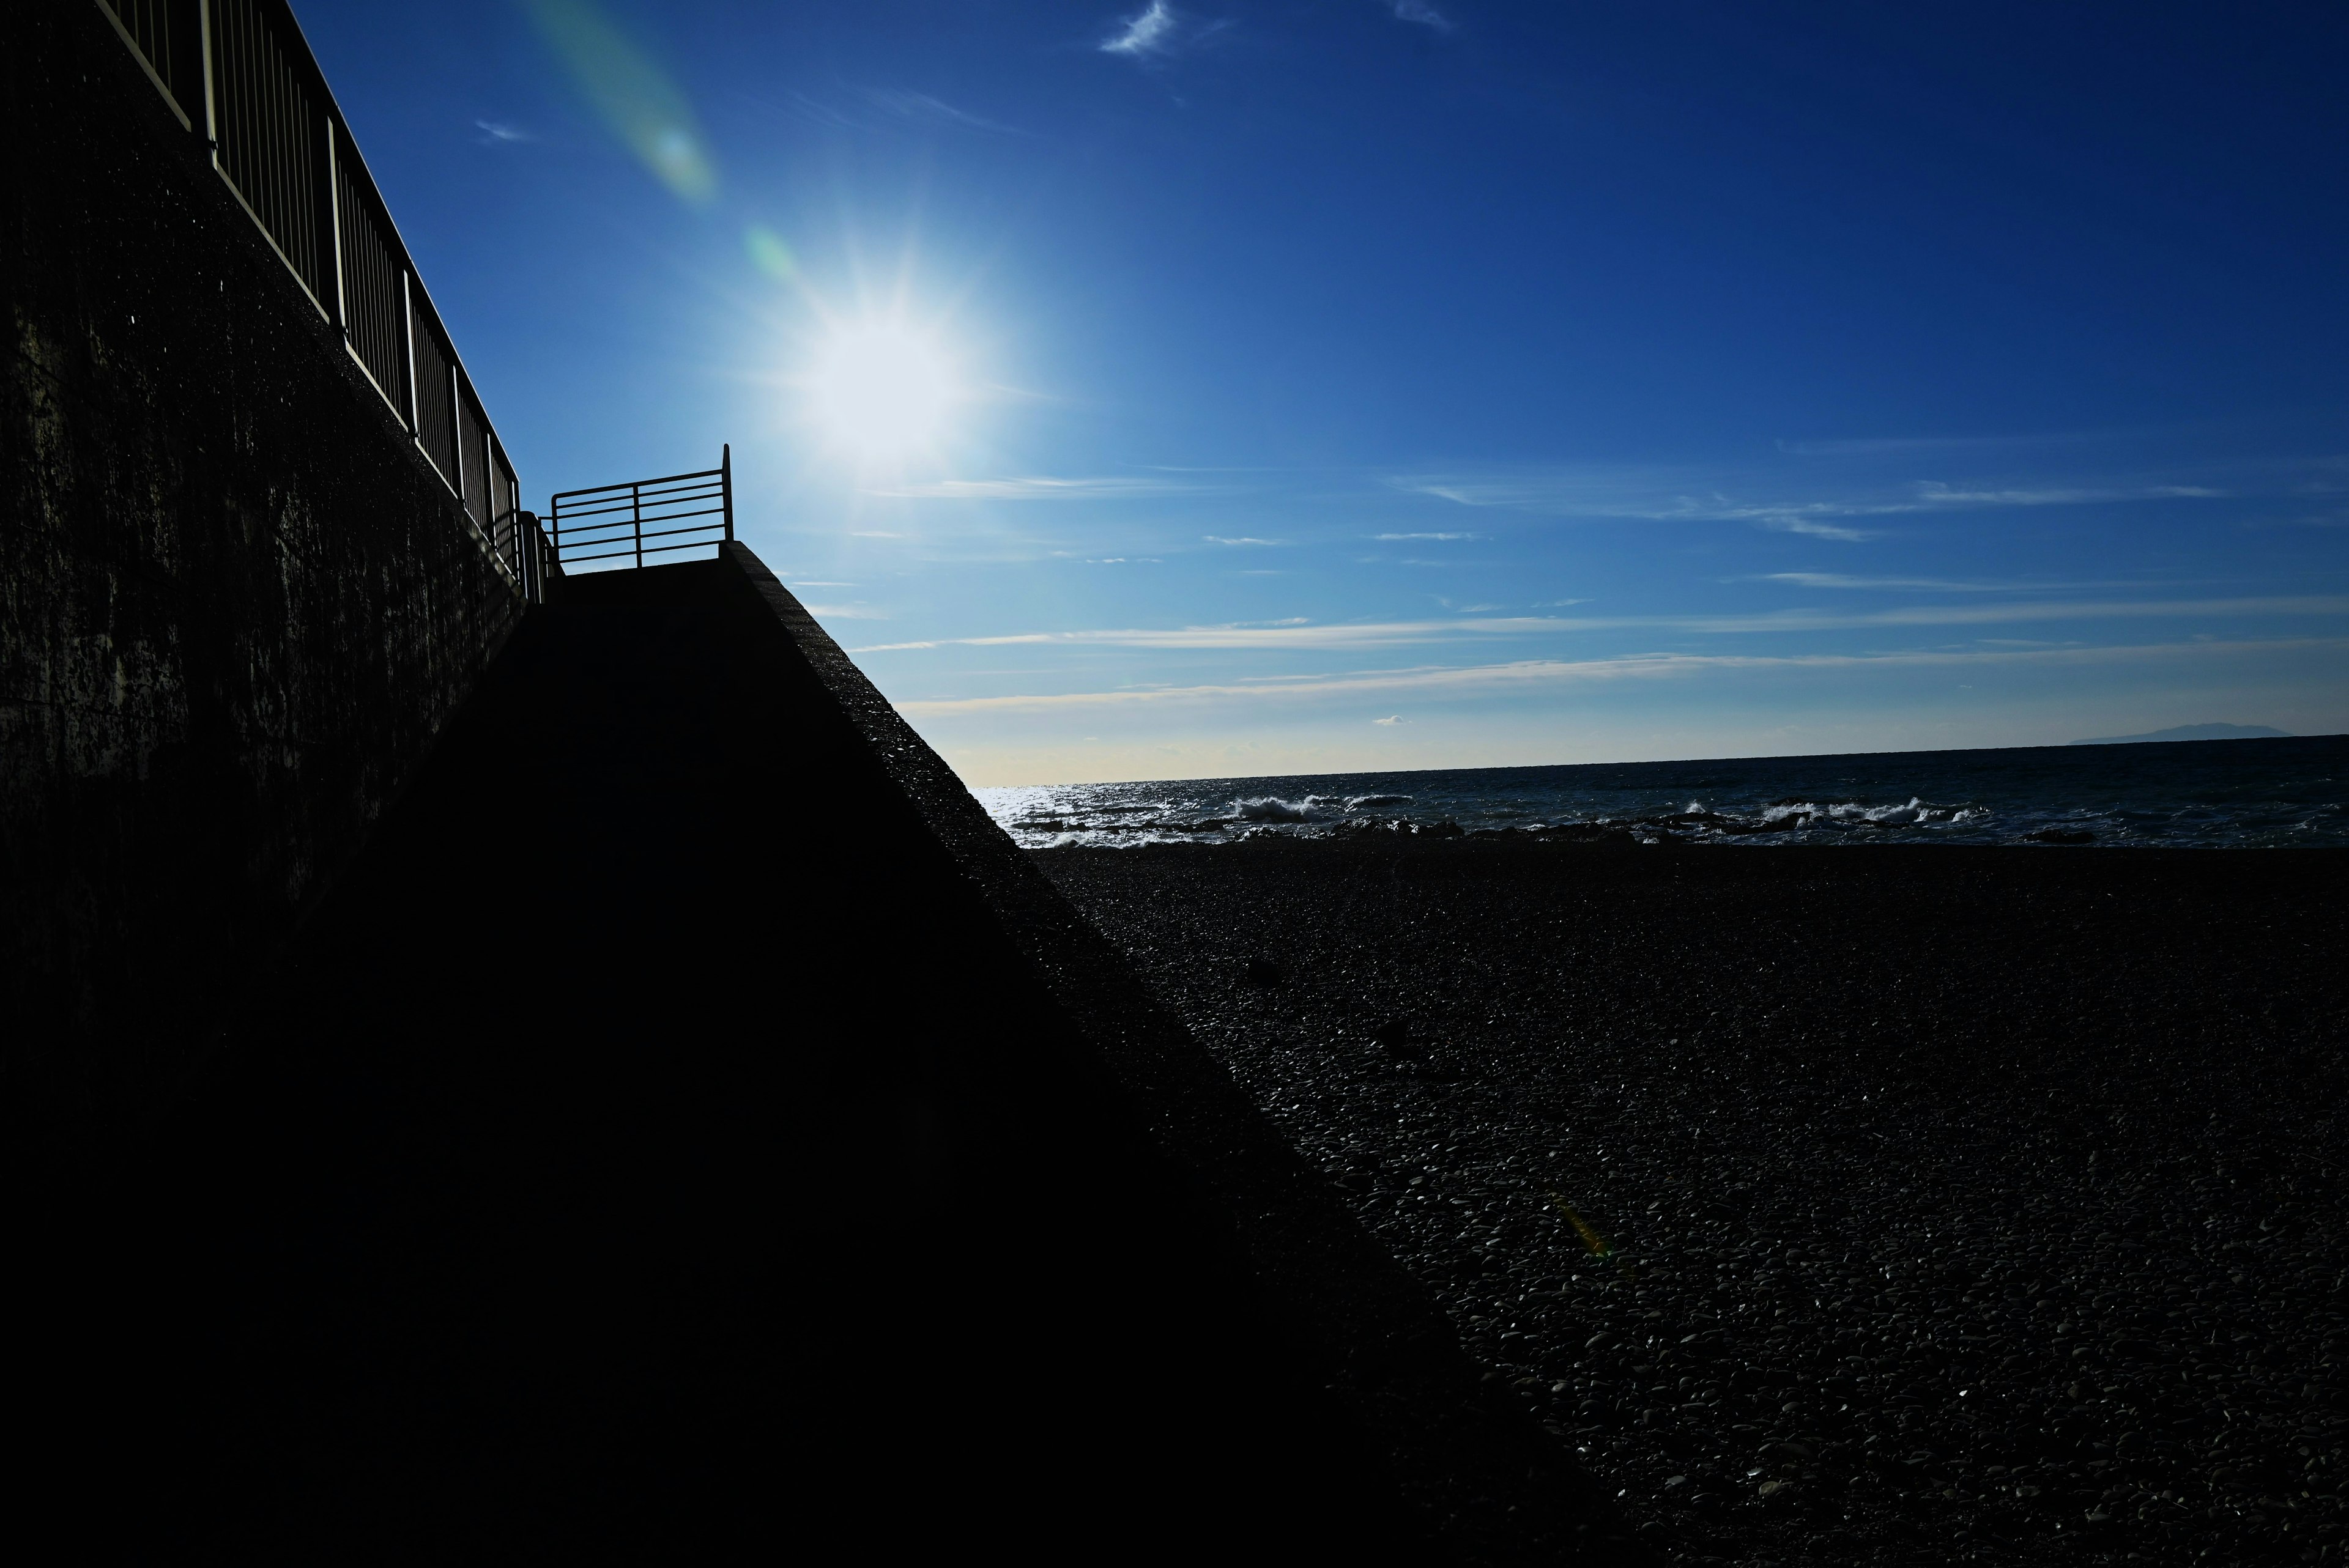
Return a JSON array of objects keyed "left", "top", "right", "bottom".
[
  {"left": 1371, "top": 531, "right": 1482, "bottom": 541},
  {"left": 1775, "top": 433, "right": 2100, "bottom": 457},
  {"left": 858, "top": 88, "right": 1020, "bottom": 135},
  {"left": 790, "top": 580, "right": 858, "bottom": 587},
  {"left": 1389, "top": 1, "right": 1453, "bottom": 31},
  {"left": 867, "top": 476, "right": 1213, "bottom": 501},
  {"left": 1756, "top": 572, "right": 2111, "bottom": 593},
  {"left": 475, "top": 120, "right": 535, "bottom": 144},
  {"left": 1102, "top": 1, "right": 1178, "bottom": 56},
  {"left": 1763, "top": 516, "right": 1876, "bottom": 542},
  {"left": 850, "top": 594, "right": 2349, "bottom": 654},
  {"left": 1383, "top": 471, "right": 2240, "bottom": 538},
  {"left": 1373, "top": 715, "right": 1405, "bottom": 725},
  {"left": 1910, "top": 481, "right": 2227, "bottom": 505},
  {"left": 805, "top": 603, "right": 887, "bottom": 619},
  {"left": 1204, "top": 534, "right": 1281, "bottom": 546},
  {"left": 893, "top": 636, "right": 2349, "bottom": 717}
]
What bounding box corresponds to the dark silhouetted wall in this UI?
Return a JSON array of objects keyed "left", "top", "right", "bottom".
[{"left": 1, "top": 4, "right": 525, "bottom": 1169}]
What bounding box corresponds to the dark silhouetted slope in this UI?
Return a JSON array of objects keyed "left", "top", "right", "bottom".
[{"left": 49, "top": 549, "right": 1639, "bottom": 1564}]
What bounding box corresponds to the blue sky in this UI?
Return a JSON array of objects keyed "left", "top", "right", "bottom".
[{"left": 303, "top": 0, "right": 2349, "bottom": 784}]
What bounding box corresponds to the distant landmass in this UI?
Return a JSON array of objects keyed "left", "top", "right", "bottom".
[{"left": 2069, "top": 722, "right": 2293, "bottom": 745}]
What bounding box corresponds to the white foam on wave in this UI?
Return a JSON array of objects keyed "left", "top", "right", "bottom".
[
  {"left": 1346, "top": 793, "right": 1412, "bottom": 810},
  {"left": 1759, "top": 796, "right": 1974, "bottom": 827},
  {"left": 1234, "top": 795, "right": 1345, "bottom": 821}
]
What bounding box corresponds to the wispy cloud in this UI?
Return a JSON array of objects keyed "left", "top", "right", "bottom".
[
  {"left": 804, "top": 603, "right": 887, "bottom": 619},
  {"left": 1911, "top": 481, "right": 2227, "bottom": 506},
  {"left": 866, "top": 475, "right": 1213, "bottom": 501},
  {"left": 858, "top": 88, "right": 1020, "bottom": 135},
  {"left": 1764, "top": 516, "right": 1876, "bottom": 542},
  {"left": 1373, "top": 715, "right": 1405, "bottom": 725},
  {"left": 1102, "top": 1, "right": 1178, "bottom": 56},
  {"left": 893, "top": 636, "right": 2349, "bottom": 717},
  {"left": 1371, "top": 531, "right": 1482, "bottom": 541},
  {"left": 1755, "top": 572, "right": 2115, "bottom": 593},
  {"left": 1775, "top": 433, "right": 2099, "bottom": 458},
  {"left": 475, "top": 120, "right": 536, "bottom": 144},
  {"left": 1388, "top": 1, "right": 1453, "bottom": 31},
  {"left": 851, "top": 594, "right": 2349, "bottom": 654},
  {"left": 1382, "top": 468, "right": 2240, "bottom": 541},
  {"left": 1204, "top": 534, "right": 1281, "bottom": 546}
]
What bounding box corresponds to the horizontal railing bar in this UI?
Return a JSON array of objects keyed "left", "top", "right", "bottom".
[
  {"left": 554, "top": 473, "right": 725, "bottom": 499},
  {"left": 549, "top": 497, "right": 724, "bottom": 522},
  {"left": 551, "top": 487, "right": 725, "bottom": 517},
  {"left": 549, "top": 521, "right": 727, "bottom": 550},
  {"left": 548, "top": 522, "right": 724, "bottom": 542},
  {"left": 552, "top": 495, "right": 723, "bottom": 521},
  {"left": 550, "top": 522, "right": 719, "bottom": 541},
  {"left": 551, "top": 517, "right": 730, "bottom": 544},
  {"left": 547, "top": 467, "right": 724, "bottom": 502},
  {"left": 552, "top": 534, "right": 727, "bottom": 562},
  {"left": 557, "top": 534, "right": 727, "bottom": 564},
  {"left": 590, "top": 473, "right": 725, "bottom": 497}
]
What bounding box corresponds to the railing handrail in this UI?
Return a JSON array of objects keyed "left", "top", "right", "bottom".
[
  {"left": 92, "top": 0, "right": 550, "bottom": 604},
  {"left": 549, "top": 469, "right": 729, "bottom": 504},
  {"left": 546, "top": 445, "right": 735, "bottom": 573}
]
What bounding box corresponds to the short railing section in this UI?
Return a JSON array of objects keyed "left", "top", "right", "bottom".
[
  {"left": 92, "top": 0, "right": 547, "bottom": 601},
  {"left": 547, "top": 447, "right": 735, "bottom": 572}
]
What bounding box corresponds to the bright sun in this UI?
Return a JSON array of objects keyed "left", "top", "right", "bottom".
[{"left": 809, "top": 322, "right": 959, "bottom": 456}]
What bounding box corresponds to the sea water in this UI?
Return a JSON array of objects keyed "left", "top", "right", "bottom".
[{"left": 973, "top": 734, "right": 2349, "bottom": 849}]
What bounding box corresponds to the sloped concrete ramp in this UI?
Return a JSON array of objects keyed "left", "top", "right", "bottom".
[{"left": 79, "top": 545, "right": 1641, "bottom": 1562}]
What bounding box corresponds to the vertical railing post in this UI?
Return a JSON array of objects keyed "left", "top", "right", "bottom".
[
  {"left": 721, "top": 443, "right": 734, "bottom": 542},
  {"left": 325, "top": 116, "right": 346, "bottom": 333},
  {"left": 632, "top": 481, "right": 644, "bottom": 570},
  {"left": 197, "top": 0, "right": 219, "bottom": 160},
  {"left": 450, "top": 366, "right": 465, "bottom": 514},
  {"left": 399, "top": 270, "right": 418, "bottom": 434}
]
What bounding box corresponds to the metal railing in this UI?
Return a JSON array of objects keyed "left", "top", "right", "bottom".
[
  {"left": 93, "top": 0, "right": 544, "bottom": 601},
  {"left": 547, "top": 448, "right": 735, "bottom": 571}
]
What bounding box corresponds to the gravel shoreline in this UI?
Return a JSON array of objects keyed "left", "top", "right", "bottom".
[{"left": 1037, "top": 843, "right": 2348, "bottom": 1566}]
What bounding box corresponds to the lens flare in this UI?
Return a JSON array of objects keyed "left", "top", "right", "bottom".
[
  {"left": 744, "top": 225, "right": 797, "bottom": 281},
  {"left": 525, "top": 0, "right": 717, "bottom": 205},
  {"left": 1549, "top": 1189, "right": 1638, "bottom": 1279}
]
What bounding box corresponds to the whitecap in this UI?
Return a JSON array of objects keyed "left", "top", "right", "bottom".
[{"left": 1235, "top": 796, "right": 1319, "bottom": 821}]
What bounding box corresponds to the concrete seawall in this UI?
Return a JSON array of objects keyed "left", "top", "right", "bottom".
[
  {"left": 7, "top": 9, "right": 1639, "bottom": 1551},
  {"left": 699, "top": 545, "right": 1648, "bottom": 1559},
  {"left": 35, "top": 545, "right": 1642, "bottom": 1561},
  {"left": 1, "top": 2, "right": 525, "bottom": 1172}
]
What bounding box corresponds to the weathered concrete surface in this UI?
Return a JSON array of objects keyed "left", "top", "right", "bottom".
[
  {"left": 0, "top": 4, "right": 523, "bottom": 1170},
  {"left": 39, "top": 548, "right": 1644, "bottom": 1563},
  {"left": 708, "top": 544, "right": 1652, "bottom": 1561}
]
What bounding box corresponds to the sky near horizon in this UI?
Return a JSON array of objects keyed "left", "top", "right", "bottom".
[{"left": 302, "top": 0, "right": 2349, "bottom": 785}]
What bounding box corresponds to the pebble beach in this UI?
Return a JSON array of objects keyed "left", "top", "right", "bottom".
[{"left": 1040, "top": 841, "right": 2347, "bottom": 1566}]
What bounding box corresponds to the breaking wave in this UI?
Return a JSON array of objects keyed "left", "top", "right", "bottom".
[{"left": 971, "top": 736, "right": 2347, "bottom": 850}]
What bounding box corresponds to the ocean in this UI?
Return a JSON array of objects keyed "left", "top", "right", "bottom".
[{"left": 974, "top": 734, "right": 2349, "bottom": 849}]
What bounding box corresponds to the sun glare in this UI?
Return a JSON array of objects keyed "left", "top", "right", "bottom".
[{"left": 809, "top": 322, "right": 959, "bottom": 456}]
